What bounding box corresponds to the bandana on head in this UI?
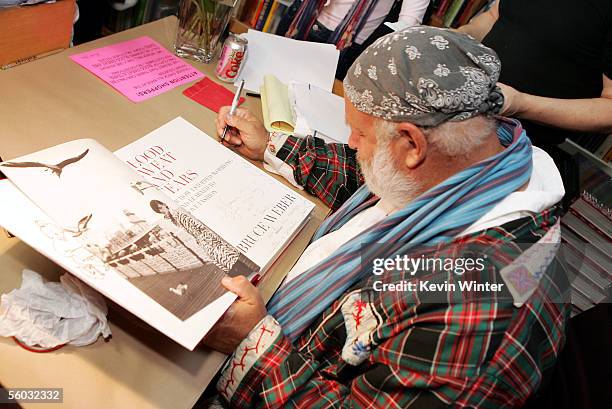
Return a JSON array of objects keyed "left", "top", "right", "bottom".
[{"left": 343, "top": 26, "right": 505, "bottom": 127}]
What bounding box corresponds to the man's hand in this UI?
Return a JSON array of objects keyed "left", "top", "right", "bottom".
[
  {"left": 216, "top": 107, "right": 269, "bottom": 161},
  {"left": 201, "top": 276, "right": 267, "bottom": 354},
  {"left": 497, "top": 82, "right": 524, "bottom": 117}
]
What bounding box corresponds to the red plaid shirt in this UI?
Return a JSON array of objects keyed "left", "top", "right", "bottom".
[
  {"left": 217, "top": 208, "right": 568, "bottom": 408},
  {"left": 276, "top": 135, "right": 363, "bottom": 211}
]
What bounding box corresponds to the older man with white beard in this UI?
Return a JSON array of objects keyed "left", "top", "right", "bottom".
[{"left": 204, "top": 27, "right": 568, "bottom": 408}]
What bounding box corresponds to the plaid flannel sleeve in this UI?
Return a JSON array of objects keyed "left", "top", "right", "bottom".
[
  {"left": 216, "top": 296, "right": 565, "bottom": 408},
  {"left": 217, "top": 314, "right": 372, "bottom": 409},
  {"left": 275, "top": 135, "right": 363, "bottom": 210},
  {"left": 216, "top": 312, "right": 493, "bottom": 409}
]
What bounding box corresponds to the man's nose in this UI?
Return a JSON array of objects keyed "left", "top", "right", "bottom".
[{"left": 348, "top": 132, "right": 359, "bottom": 150}]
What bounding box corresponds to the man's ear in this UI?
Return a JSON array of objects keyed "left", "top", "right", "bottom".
[{"left": 394, "top": 122, "right": 427, "bottom": 169}]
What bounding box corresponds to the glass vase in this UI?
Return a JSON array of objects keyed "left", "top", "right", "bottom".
[{"left": 174, "top": 0, "right": 237, "bottom": 63}]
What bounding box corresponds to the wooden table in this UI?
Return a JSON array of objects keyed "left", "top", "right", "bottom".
[{"left": 0, "top": 16, "right": 330, "bottom": 409}]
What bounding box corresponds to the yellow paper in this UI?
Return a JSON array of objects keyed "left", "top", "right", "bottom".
[{"left": 260, "top": 74, "right": 295, "bottom": 134}]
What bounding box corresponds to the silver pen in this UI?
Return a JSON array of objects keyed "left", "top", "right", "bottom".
[{"left": 221, "top": 79, "right": 245, "bottom": 143}]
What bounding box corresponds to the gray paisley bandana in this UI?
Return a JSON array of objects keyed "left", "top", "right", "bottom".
[{"left": 343, "top": 26, "right": 504, "bottom": 127}]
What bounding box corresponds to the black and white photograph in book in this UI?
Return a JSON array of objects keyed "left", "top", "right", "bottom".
[
  {"left": 89, "top": 200, "right": 258, "bottom": 321},
  {"left": 0, "top": 139, "right": 259, "bottom": 322}
]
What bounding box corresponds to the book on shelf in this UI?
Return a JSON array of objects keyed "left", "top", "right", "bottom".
[
  {"left": 250, "top": 0, "right": 266, "bottom": 27},
  {"left": 0, "top": 117, "right": 315, "bottom": 350},
  {"left": 443, "top": 0, "right": 465, "bottom": 27},
  {"left": 432, "top": 0, "right": 491, "bottom": 28},
  {"left": 262, "top": 1, "right": 279, "bottom": 32},
  {"left": 249, "top": 0, "right": 292, "bottom": 34},
  {"left": 255, "top": 0, "right": 273, "bottom": 31},
  {"left": 434, "top": 0, "right": 452, "bottom": 18},
  {"left": 268, "top": 6, "right": 285, "bottom": 34},
  {"left": 266, "top": 2, "right": 288, "bottom": 33}
]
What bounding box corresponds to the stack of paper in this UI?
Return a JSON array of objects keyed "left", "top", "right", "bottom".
[
  {"left": 236, "top": 30, "right": 339, "bottom": 94},
  {"left": 290, "top": 82, "right": 351, "bottom": 144},
  {"left": 259, "top": 74, "right": 350, "bottom": 143}
]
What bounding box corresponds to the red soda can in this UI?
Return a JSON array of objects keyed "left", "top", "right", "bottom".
[{"left": 216, "top": 33, "right": 248, "bottom": 83}]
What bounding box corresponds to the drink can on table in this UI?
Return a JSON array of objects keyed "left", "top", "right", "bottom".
[{"left": 216, "top": 34, "right": 248, "bottom": 83}]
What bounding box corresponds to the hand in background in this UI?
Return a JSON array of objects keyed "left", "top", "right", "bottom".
[
  {"left": 216, "top": 107, "right": 269, "bottom": 161},
  {"left": 497, "top": 82, "right": 524, "bottom": 117},
  {"left": 200, "top": 276, "right": 267, "bottom": 354}
]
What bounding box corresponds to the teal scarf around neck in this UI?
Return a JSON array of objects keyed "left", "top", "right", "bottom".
[{"left": 268, "top": 118, "right": 533, "bottom": 341}]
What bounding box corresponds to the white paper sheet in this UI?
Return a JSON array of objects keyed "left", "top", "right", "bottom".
[
  {"left": 290, "top": 82, "right": 351, "bottom": 144},
  {"left": 236, "top": 30, "right": 340, "bottom": 94}
]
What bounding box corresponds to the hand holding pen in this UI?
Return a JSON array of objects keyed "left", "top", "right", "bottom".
[
  {"left": 220, "top": 79, "right": 245, "bottom": 143},
  {"left": 216, "top": 96, "right": 269, "bottom": 162}
]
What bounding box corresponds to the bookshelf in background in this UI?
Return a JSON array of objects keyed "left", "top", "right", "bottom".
[
  {"left": 236, "top": 0, "right": 496, "bottom": 37},
  {"left": 428, "top": 0, "right": 495, "bottom": 28},
  {"left": 236, "top": 0, "right": 293, "bottom": 34}
]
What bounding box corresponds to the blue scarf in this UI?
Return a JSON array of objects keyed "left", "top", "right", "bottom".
[{"left": 268, "top": 119, "right": 533, "bottom": 340}]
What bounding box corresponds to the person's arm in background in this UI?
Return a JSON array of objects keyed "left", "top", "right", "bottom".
[
  {"left": 216, "top": 107, "right": 363, "bottom": 210},
  {"left": 386, "top": 0, "right": 430, "bottom": 31},
  {"left": 399, "top": 0, "right": 431, "bottom": 26},
  {"left": 499, "top": 75, "right": 612, "bottom": 134},
  {"left": 456, "top": 0, "right": 499, "bottom": 41}
]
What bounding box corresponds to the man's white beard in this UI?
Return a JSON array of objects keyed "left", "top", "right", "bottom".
[{"left": 358, "top": 137, "right": 421, "bottom": 210}]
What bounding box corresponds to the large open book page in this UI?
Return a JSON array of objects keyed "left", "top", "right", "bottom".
[
  {"left": 115, "top": 118, "right": 314, "bottom": 271},
  {"left": 0, "top": 118, "right": 314, "bottom": 349}
]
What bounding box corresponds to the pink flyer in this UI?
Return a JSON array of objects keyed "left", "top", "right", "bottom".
[{"left": 70, "top": 36, "right": 204, "bottom": 102}]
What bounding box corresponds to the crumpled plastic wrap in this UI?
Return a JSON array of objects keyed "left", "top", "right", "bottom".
[{"left": 0, "top": 269, "right": 111, "bottom": 348}]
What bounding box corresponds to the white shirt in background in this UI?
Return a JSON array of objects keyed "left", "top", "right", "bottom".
[{"left": 317, "top": 0, "right": 430, "bottom": 44}]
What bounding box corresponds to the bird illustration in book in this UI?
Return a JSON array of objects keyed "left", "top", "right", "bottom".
[
  {"left": 0, "top": 149, "right": 89, "bottom": 177},
  {"left": 63, "top": 213, "right": 93, "bottom": 237}
]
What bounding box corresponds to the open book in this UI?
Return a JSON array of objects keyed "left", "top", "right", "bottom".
[{"left": 0, "top": 118, "right": 314, "bottom": 350}]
